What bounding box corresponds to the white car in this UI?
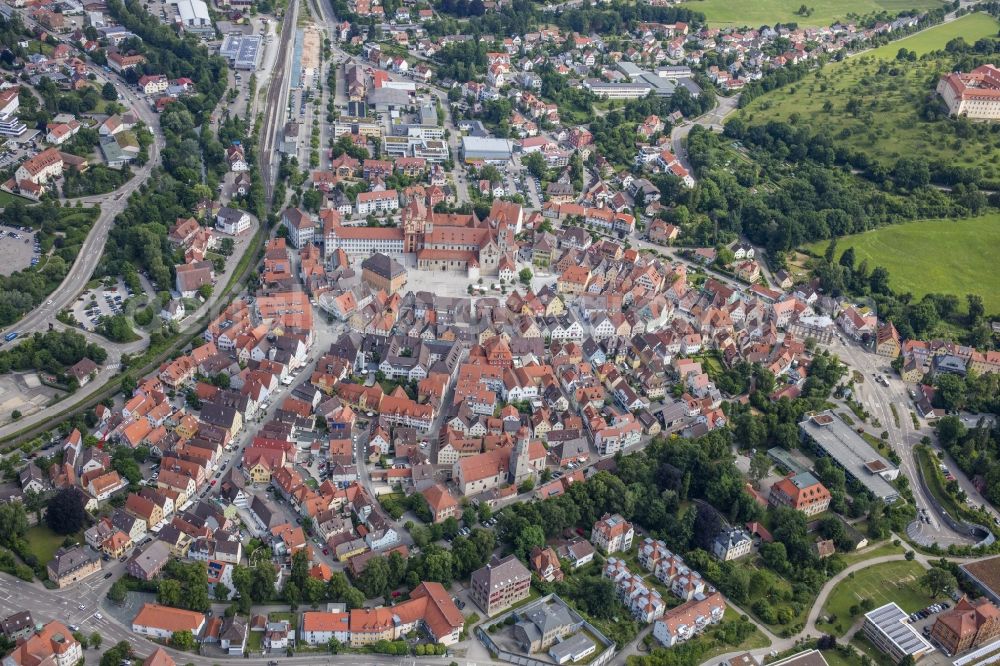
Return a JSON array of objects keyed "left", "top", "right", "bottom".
[{"left": 94, "top": 613, "right": 102, "bottom": 620}]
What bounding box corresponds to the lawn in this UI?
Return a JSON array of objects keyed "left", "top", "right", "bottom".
[
  {"left": 0, "top": 190, "right": 30, "bottom": 208},
  {"left": 699, "top": 608, "right": 772, "bottom": 660},
  {"left": 914, "top": 445, "right": 974, "bottom": 524},
  {"left": 804, "top": 214, "right": 1000, "bottom": 313},
  {"left": 738, "top": 13, "right": 1000, "bottom": 174},
  {"left": 25, "top": 525, "right": 78, "bottom": 565},
  {"left": 679, "top": 0, "right": 948, "bottom": 28},
  {"left": 839, "top": 540, "right": 904, "bottom": 567},
  {"left": 816, "top": 561, "right": 933, "bottom": 635},
  {"left": 868, "top": 12, "right": 1000, "bottom": 57}
]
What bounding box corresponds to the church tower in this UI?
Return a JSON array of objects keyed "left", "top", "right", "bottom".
[{"left": 509, "top": 426, "right": 534, "bottom": 487}]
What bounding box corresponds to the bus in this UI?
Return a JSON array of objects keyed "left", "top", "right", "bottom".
[{"left": 4, "top": 331, "right": 19, "bottom": 342}]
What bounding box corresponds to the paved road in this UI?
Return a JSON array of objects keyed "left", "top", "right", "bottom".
[
  {"left": 0, "top": 568, "right": 477, "bottom": 666},
  {"left": 700, "top": 546, "right": 985, "bottom": 666},
  {"left": 6, "top": 76, "right": 162, "bottom": 341},
  {"left": 826, "top": 338, "right": 977, "bottom": 547},
  {"left": 669, "top": 94, "right": 740, "bottom": 183}
]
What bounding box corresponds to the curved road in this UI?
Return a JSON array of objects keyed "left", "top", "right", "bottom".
[
  {"left": 669, "top": 94, "right": 740, "bottom": 184},
  {"left": 700, "top": 547, "right": 984, "bottom": 666}
]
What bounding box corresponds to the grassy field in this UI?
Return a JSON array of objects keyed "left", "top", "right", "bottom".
[
  {"left": 0, "top": 191, "right": 30, "bottom": 208},
  {"left": 839, "top": 540, "right": 904, "bottom": 566},
  {"left": 24, "top": 525, "right": 78, "bottom": 565},
  {"left": 868, "top": 12, "right": 1000, "bottom": 57},
  {"left": 738, "top": 13, "right": 1000, "bottom": 174},
  {"left": 804, "top": 214, "right": 1000, "bottom": 313},
  {"left": 680, "top": 0, "right": 948, "bottom": 27},
  {"left": 816, "top": 561, "right": 932, "bottom": 635},
  {"left": 700, "top": 608, "right": 772, "bottom": 660}
]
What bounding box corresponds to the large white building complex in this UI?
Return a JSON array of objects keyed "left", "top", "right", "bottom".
[{"left": 938, "top": 65, "right": 1000, "bottom": 120}]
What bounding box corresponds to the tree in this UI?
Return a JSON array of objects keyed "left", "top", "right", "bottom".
[
  {"left": 44, "top": 488, "right": 84, "bottom": 535},
  {"left": 967, "top": 294, "right": 985, "bottom": 324},
  {"left": 99, "top": 642, "right": 133, "bottom": 666},
  {"left": 518, "top": 268, "right": 533, "bottom": 285},
  {"left": 170, "top": 630, "right": 195, "bottom": 650},
  {"left": 23, "top": 489, "right": 45, "bottom": 524},
  {"left": 920, "top": 567, "right": 957, "bottom": 598},
  {"left": 514, "top": 524, "right": 545, "bottom": 560},
  {"left": 838, "top": 247, "right": 855, "bottom": 270},
  {"left": 157, "top": 579, "right": 183, "bottom": 608},
  {"left": 215, "top": 582, "right": 231, "bottom": 601},
  {"left": 107, "top": 579, "right": 127, "bottom": 603},
  {"left": 303, "top": 576, "right": 327, "bottom": 606},
  {"left": 359, "top": 555, "right": 390, "bottom": 599},
  {"left": 250, "top": 562, "right": 276, "bottom": 602},
  {"left": 197, "top": 284, "right": 213, "bottom": 300},
  {"left": 89, "top": 632, "right": 102, "bottom": 649},
  {"left": 101, "top": 82, "right": 118, "bottom": 101},
  {"left": 748, "top": 451, "right": 770, "bottom": 488},
  {"left": 290, "top": 549, "right": 309, "bottom": 589}
]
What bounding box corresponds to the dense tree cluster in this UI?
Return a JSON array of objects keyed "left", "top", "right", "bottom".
[
  {"left": 106, "top": 0, "right": 227, "bottom": 119},
  {"left": 936, "top": 414, "right": 1000, "bottom": 506},
  {"left": 63, "top": 165, "right": 132, "bottom": 198},
  {"left": 434, "top": 39, "right": 488, "bottom": 82},
  {"left": 97, "top": 0, "right": 231, "bottom": 289},
  {"left": 813, "top": 247, "right": 995, "bottom": 343},
  {"left": 681, "top": 125, "right": 983, "bottom": 254},
  {"left": 45, "top": 488, "right": 88, "bottom": 535},
  {"left": 157, "top": 559, "right": 210, "bottom": 611},
  {"left": 0, "top": 203, "right": 98, "bottom": 326},
  {"left": 589, "top": 87, "right": 715, "bottom": 168},
  {"left": 0, "top": 329, "right": 106, "bottom": 376}
]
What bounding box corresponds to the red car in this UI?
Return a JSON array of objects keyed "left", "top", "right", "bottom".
[
  {"left": 210, "top": 479, "right": 216, "bottom": 486},
  {"left": 323, "top": 548, "right": 329, "bottom": 555}
]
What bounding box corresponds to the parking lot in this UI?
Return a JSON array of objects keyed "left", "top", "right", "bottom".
[
  {"left": 0, "top": 226, "right": 40, "bottom": 276},
  {"left": 70, "top": 279, "right": 136, "bottom": 331}
]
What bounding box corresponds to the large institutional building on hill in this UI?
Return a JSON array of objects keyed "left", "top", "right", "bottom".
[{"left": 938, "top": 65, "right": 1000, "bottom": 120}]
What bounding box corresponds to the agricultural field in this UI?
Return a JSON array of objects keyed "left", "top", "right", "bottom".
[
  {"left": 738, "top": 13, "right": 1000, "bottom": 174},
  {"left": 804, "top": 214, "right": 1000, "bottom": 313},
  {"left": 680, "top": 0, "right": 948, "bottom": 28},
  {"left": 816, "top": 561, "right": 934, "bottom": 635}
]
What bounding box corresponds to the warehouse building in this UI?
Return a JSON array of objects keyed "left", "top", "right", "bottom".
[
  {"left": 220, "top": 33, "right": 262, "bottom": 70},
  {"left": 461, "top": 136, "right": 514, "bottom": 164},
  {"left": 172, "top": 0, "right": 213, "bottom": 37},
  {"left": 798, "top": 411, "right": 900, "bottom": 503}
]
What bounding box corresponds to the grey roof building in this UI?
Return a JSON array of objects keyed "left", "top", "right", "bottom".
[
  {"left": 1, "top": 611, "right": 34, "bottom": 641},
  {"left": 127, "top": 540, "right": 171, "bottom": 581},
  {"left": 361, "top": 253, "right": 407, "bottom": 282},
  {"left": 549, "top": 632, "right": 597, "bottom": 665},
  {"left": 861, "top": 603, "right": 934, "bottom": 663},
  {"left": 46, "top": 546, "right": 100, "bottom": 588},
  {"left": 799, "top": 411, "right": 899, "bottom": 503},
  {"left": 470, "top": 554, "right": 532, "bottom": 616},
  {"left": 513, "top": 598, "right": 582, "bottom": 652}
]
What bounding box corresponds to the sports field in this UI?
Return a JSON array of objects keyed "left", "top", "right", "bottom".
[
  {"left": 738, "top": 14, "right": 1000, "bottom": 174},
  {"left": 682, "top": 0, "right": 947, "bottom": 28},
  {"left": 805, "top": 214, "right": 1000, "bottom": 313},
  {"left": 817, "top": 561, "right": 932, "bottom": 635}
]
